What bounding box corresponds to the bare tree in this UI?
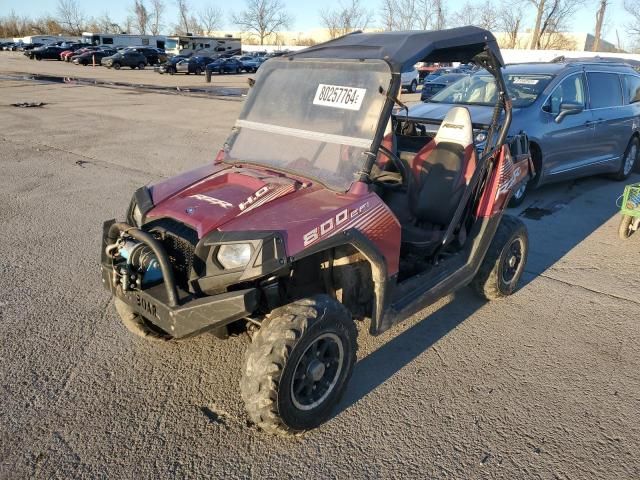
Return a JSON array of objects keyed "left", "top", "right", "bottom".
[
  {"left": 593, "top": 0, "right": 609, "bottom": 51},
  {"left": 528, "top": 0, "right": 584, "bottom": 49},
  {"left": 199, "top": 5, "right": 223, "bottom": 34},
  {"left": 432, "top": 0, "right": 446, "bottom": 30},
  {"left": 132, "top": 0, "right": 149, "bottom": 34},
  {"left": 232, "top": 0, "right": 292, "bottom": 45},
  {"left": 379, "top": 0, "right": 437, "bottom": 30},
  {"left": 451, "top": 0, "right": 499, "bottom": 30},
  {"left": 56, "top": 0, "right": 86, "bottom": 35},
  {"left": 148, "top": 0, "right": 165, "bottom": 35},
  {"left": 320, "top": 0, "right": 373, "bottom": 39},
  {"left": 175, "top": 0, "right": 191, "bottom": 34},
  {"left": 86, "top": 12, "right": 122, "bottom": 33},
  {"left": 624, "top": 0, "right": 640, "bottom": 49},
  {"left": 499, "top": 4, "right": 523, "bottom": 48}
]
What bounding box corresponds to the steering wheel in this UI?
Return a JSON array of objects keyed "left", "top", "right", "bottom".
[{"left": 377, "top": 145, "right": 411, "bottom": 191}]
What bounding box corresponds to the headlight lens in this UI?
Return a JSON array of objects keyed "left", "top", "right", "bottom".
[
  {"left": 217, "top": 243, "right": 252, "bottom": 269},
  {"left": 474, "top": 131, "right": 488, "bottom": 144},
  {"left": 131, "top": 203, "right": 143, "bottom": 226}
]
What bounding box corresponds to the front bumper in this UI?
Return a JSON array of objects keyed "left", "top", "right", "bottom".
[
  {"left": 101, "top": 221, "right": 259, "bottom": 338},
  {"left": 102, "top": 266, "right": 258, "bottom": 338}
]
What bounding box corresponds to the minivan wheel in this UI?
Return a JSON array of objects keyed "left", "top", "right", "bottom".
[
  {"left": 614, "top": 136, "right": 639, "bottom": 180},
  {"left": 241, "top": 295, "right": 357, "bottom": 435},
  {"left": 472, "top": 215, "right": 529, "bottom": 300},
  {"left": 113, "top": 62, "right": 121, "bottom": 70}
]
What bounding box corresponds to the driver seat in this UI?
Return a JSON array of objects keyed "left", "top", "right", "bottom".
[{"left": 401, "top": 106, "right": 477, "bottom": 253}]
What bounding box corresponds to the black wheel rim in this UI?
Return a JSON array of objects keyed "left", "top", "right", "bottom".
[
  {"left": 291, "top": 332, "right": 344, "bottom": 411},
  {"left": 501, "top": 238, "right": 523, "bottom": 283}
]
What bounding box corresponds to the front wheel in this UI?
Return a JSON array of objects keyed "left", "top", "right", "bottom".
[
  {"left": 138, "top": 62, "right": 145, "bottom": 69},
  {"left": 113, "top": 62, "right": 121, "bottom": 70},
  {"left": 195, "top": 67, "right": 202, "bottom": 75},
  {"left": 114, "top": 298, "right": 172, "bottom": 341},
  {"left": 409, "top": 79, "right": 417, "bottom": 93},
  {"left": 471, "top": 215, "right": 529, "bottom": 300},
  {"left": 613, "top": 136, "right": 639, "bottom": 181},
  {"left": 240, "top": 295, "right": 357, "bottom": 435}
]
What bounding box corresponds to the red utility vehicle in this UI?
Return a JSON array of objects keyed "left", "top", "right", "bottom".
[{"left": 101, "top": 27, "right": 532, "bottom": 434}]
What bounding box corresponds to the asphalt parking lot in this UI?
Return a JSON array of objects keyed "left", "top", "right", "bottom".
[{"left": 1, "top": 53, "right": 639, "bottom": 479}]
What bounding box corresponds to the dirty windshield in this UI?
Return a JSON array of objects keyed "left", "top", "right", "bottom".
[
  {"left": 226, "top": 58, "right": 390, "bottom": 190},
  {"left": 429, "top": 73, "right": 553, "bottom": 108}
]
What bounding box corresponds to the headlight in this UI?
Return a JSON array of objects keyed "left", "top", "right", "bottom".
[
  {"left": 131, "top": 203, "right": 143, "bottom": 226},
  {"left": 217, "top": 243, "right": 252, "bottom": 269},
  {"left": 474, "top": 131, "right": 488, "bottom": 144}
]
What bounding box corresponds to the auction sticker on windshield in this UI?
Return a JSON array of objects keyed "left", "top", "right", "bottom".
[{"left": 313, "top": 84, "right": 366, "bottom": 111}]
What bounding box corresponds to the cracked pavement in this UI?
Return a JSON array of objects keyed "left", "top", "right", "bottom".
[{"left": 1, "top": 55, "right": 639, "bottom": 479}]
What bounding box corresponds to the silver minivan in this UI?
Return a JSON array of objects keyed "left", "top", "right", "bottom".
[{"left": 408, "top": 61, "right": 640, "bottom": 204}]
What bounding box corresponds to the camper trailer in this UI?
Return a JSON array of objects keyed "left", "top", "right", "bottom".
[
  {"left": 165, "top": 35, "right": 241, "bottom": 57},
  {"left": 82, "top": 32, "right": 166, "bottom": 49}
]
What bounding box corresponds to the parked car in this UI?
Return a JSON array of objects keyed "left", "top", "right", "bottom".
[
  {"left": 420, "top": 72, "right": 468, "bottom": 101},
  {"left": 401, "top": 67, "right": 420, "bottom": 93},
  {"left": 26, "top": 45, "right": 66, "bottom": 60},
  {"left": 408, "top": 61, "right": 640, "bottom": 205},
  {"left": 101, "top": 50, "right": 147, "bottom": 70},
  {"left": 57, "top": 43, "right": 90, "bottom": 61},
  {"left": 73, "top": 49, "right": 117, "bottom": 66},
  {"left": 241, "top": 56, "right": 267, "bottom": 73},
  {"left": 205, "top": 58, "right": 244, "bottom": 81},
  {"left": 123, "top": 46, "right": 166, "bottom": 65},
  {"left": 423, "top": 67, "right": 464, "bottom": 83},
  {"left": 20, "top": 43, "right": 44, "bottom": 52}
]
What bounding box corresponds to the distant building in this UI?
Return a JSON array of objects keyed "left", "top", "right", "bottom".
[
  {"left": 494, "top": 31, "right": 622, "bottom": 53},
  {"left": 211, "top": 28, "right": 622, "bottom": 53}
]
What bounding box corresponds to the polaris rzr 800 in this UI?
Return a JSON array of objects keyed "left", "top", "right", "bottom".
[{"left": 101, "top": 27, "right": 532, "bottom": 434}]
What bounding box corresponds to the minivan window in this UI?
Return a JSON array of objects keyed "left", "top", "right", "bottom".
[
  {"left": 587, "top": 72, "right": 623, "bottom": 108},
  {"left": 624, "top": 75, "right": 640, "bottom": 104},
  {"left": 545, "top": 74, "right": 585, "bottom": 115}
]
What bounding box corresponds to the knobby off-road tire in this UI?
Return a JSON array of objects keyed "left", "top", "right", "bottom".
[
  {"left": 114, "top": 297, "right": 172, "bottom": 342},
  {"left": 619, "top": 214, "right": 636, "bottom": 239},
  {"left": 472, "top": 215, "right": 529, "bottom": 300},
  {"left": 241, "top": 295, "right": 357, "bottom": 435}
]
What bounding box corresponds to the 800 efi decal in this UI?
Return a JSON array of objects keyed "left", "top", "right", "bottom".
[{"left": 303, "top": 202, "right": 370, "bottom": 246}]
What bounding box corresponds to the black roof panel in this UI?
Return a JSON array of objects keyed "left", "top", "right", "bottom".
[{"left": 287, "top": 27, "right": 503, "bottom": 73}]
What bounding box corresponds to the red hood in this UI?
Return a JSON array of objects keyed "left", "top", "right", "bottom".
[{"left": 147, "top": 166, "right": 301, "bottom": 237}]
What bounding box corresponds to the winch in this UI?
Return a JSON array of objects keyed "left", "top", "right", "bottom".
[{"left": 108, "top": 238, "right": 163, "bottom": 290}]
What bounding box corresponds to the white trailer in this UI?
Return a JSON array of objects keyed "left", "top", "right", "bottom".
[
  {"left": 82, "top": 32, "right": 167, "bottom": 49},
  {"left": 165, "top": 35, "right": 241, "bottom": 57},
  {"left": 21, "top": 35, "right": 79, "bottom": 45}
]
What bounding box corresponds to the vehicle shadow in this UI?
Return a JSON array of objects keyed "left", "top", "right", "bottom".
[
  {"left": 336, "top": 289, "right": 484, "bottom": 415},
  {"left": 333, "top": 172, "right": 638, "bottom": 419}
]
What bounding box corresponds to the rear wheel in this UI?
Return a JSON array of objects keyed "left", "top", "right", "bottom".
[
  {"left": 138, "top": 62, "right": 145, "bottom": 69},
  {"left": 241, "top": 295, "right": 357, "bottom": 435},
  {"left": 613, "top": 136, "right": 639, "bottom": 181},
  {"left": 472, "top": 215, "right": 529, "bottom": 300},
  {"left": 619, "top": 214, "right": 637, "bottom": 239},
  {"left": 409, "top": 79, "right": 417, "bottom": 93},
  {"left": 114, "top": 298, "right": 172, "bottom": 341},
  {"left": 195, "top": 67, "right": 202, "bottom": 75}
]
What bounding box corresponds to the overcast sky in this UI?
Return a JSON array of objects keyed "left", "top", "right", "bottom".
[{"left": 0, "top": 0, "right": 629, "bottom": 45}]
